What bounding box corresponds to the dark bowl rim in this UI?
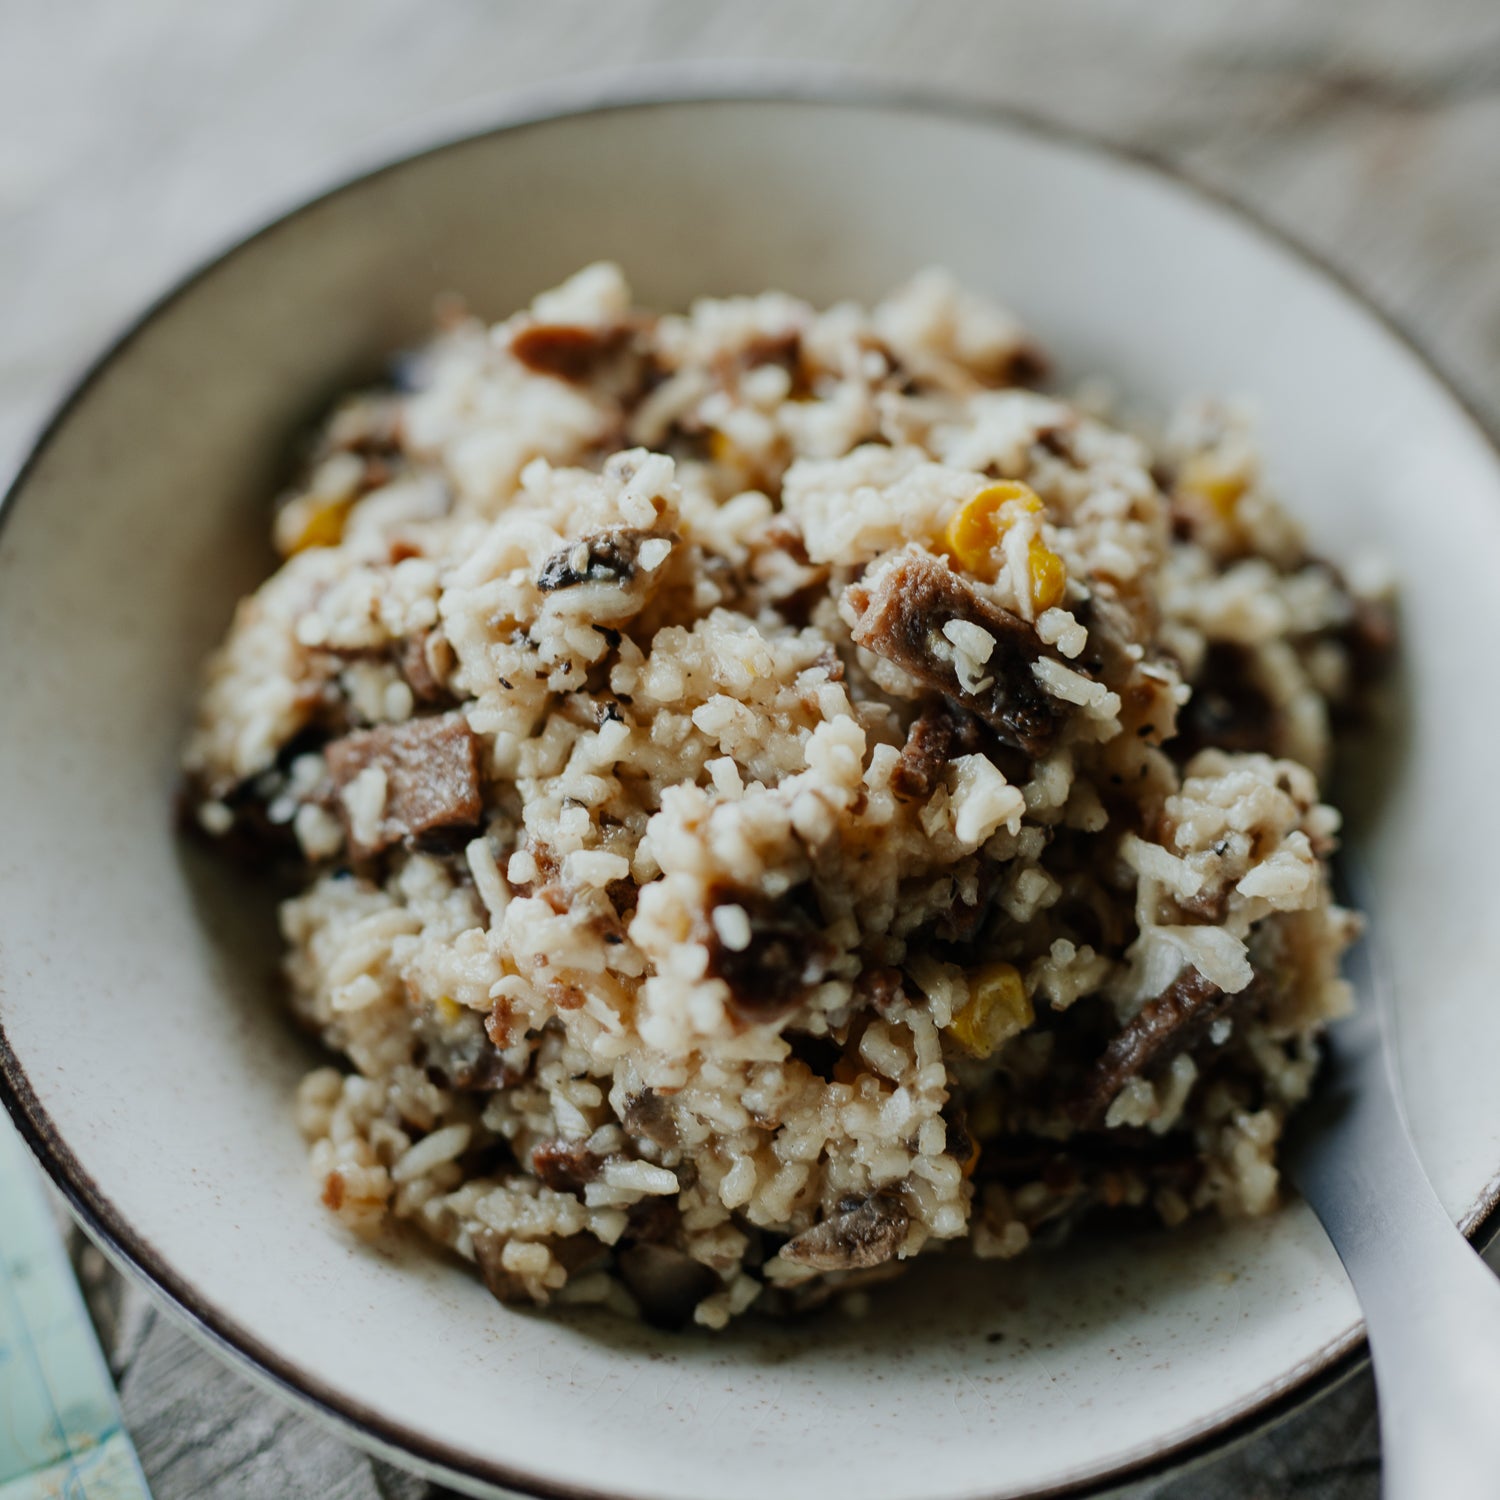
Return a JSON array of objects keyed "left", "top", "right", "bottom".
[{"left": 3, "top": 65, "right": 1499, "bottom": 1500}]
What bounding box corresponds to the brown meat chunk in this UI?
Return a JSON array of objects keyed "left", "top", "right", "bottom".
[
  {"left": 845, "top": 552, "right": 1071, "bottom": 757},
  {"left": 1176, "top": 642, "right": 1276, "bottom": 759},
  {"left": 702, "top": 884, "right": 836, "bottom": 1023},
  {"left": 530, "top": 1138, "right": 602, "bottom": 1194},
  {"left": 325, "top": 713, "right": 483, "bottom": 859},
  {"left": 511, "top": 322, "right": 630, "bottom": 382},
  {"left": 396, "top": 629, "right": 454, "bottom": 705},
  {"left": 891, "top": 699, "right": 985, "bottom": 801},
  {"left": 780, "top": 1193, "right": 911, "bottom": 1272},
  {"left": 1068, "top": 968, "right": 1229, "bottom": 1126}
]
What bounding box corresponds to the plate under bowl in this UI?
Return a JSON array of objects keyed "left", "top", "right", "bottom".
[{"left": 4, "top": 82, "right": 1500, "bottom": 1500}]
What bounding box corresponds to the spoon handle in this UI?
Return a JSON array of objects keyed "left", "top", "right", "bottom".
[{"left": 1294, "top": 1054, "right": 1500, "bottom": 1499}]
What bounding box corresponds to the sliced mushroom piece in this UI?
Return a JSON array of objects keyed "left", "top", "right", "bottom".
[
  {"left": 620, "top": 1086, "right": 680, "bottom": 1151},
  {"left": 1067, "top": 967, "right": 1230, "bottom": 1127},
  {"left": 616, "top": 1244, "right": 718, "bottom": 1330},
  {"left": 537, "top": 528, "right": 651, "bottom": 592},
  {"left": 779, "top": 1192, "right": 911, "bottom": 1273}
]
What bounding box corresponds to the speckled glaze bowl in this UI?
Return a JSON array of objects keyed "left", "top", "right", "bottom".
[{"left": 4, "top": 79, "right": 1500, "bottom": 1500}]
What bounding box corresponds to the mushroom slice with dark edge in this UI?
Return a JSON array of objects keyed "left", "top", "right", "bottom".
[
  {"left": 779, "top": 1192, "right": 911, "bottom": 1272},
  {"left": 1067, "top": 967, "right": 1231, "bottom": 1127},
  {"left": 536, "top": 528, "right": 656, "bottom": 592},
  {"left": 616, "top": 1245, "right": 719, "bottom": 1330},
  {"left": 325, "top": 712, "right": 483, "bottom": 860},
  {"left": 843, "top": 550, "right": 1073, "bottom": 757}
]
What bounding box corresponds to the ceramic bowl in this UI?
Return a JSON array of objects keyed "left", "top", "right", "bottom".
[{"left": 4, "top": 81, "right": 1500, "bottom": 1500}]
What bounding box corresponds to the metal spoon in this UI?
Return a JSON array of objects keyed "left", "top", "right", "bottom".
[{"left": 1283, "top": 865, "right": 1500, "bottom": 1498}]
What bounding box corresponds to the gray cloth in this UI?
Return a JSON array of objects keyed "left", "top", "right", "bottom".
[{"left": 9, "top": 1, "right": 1500, "bottom": 1493}]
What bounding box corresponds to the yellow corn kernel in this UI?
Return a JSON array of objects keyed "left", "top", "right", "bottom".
[
  {"left": 434, "top": 995, "right": 461, "bottom": 1024},
  {"left": 1027, "top": 536, "right": 1068, "bottom": 611},
  {"left": 943, "top": 481, "right": 1043, "bottom": 576},
  {"left": 1179, "top": 453, "right": 1248, "bottom": 520},
  {"left": 946, "top": 962, "right": 1034, "bottom": 1059},
  {"left": 277, "top": 491, "right": 354, "bottom": 555}
]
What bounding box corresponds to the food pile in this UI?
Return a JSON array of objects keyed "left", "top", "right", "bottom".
[{"left": 184, "top": 265, "right": 1390, "bottom": 1328}]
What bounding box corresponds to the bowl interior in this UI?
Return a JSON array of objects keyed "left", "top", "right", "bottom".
[{"left": 4, "top": 96, "right": 1500, "bottom": 1500}]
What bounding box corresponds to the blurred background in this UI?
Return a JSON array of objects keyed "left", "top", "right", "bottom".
[
  {"left": 2, "top": 2, "right": 1497, "bottom": 1496},
  {"left": 4, "top": 0, "right": 1499, "bottom": 476}
]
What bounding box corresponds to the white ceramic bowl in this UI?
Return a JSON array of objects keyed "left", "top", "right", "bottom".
[{"left": 4, "top": 82, "right": 1500, "bottom": 1500}]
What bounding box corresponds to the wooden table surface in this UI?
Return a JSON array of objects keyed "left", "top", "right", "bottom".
[{"left": 4, "top": 2, "right": 1498, "bottom": 1495}]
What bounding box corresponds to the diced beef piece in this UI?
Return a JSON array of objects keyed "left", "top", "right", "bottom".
[
  {"left": 891, "top": 699, "right": 985, "bottom": 801},
  {"left": 325, "top": 713, "right": 483, "bottom": 859},
  {"left": 396, "top": 629, "right": 455, "bottom": 705},
  {"left": 511, "top": 322, "right": 631, "bottom": 382},
  {"left": 702, "top": 884, "right": 837, "bottom": 1023},
  {"left": 779, "top": 1193, "right": 910, "bottom": 1272},
  {"left": 845, "top": 552, "right": 1072, "bottom": 757},
  {"left": 1175, "top": 642, "right": 1277, "bottom": 759},
  {"left": 530, "top": 1138, "right": 602, "bottom": 1194},
  {"left": 1068, "top": 968, "right": 1229, "bottom": 1126}
]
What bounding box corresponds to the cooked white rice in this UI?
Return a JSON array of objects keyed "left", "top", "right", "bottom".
[{"left": 183, "top": 264, "right": 1390, "bottom": 1328}]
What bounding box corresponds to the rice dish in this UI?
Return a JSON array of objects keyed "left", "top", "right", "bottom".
[{"left": 182, "top": 265, "right": 1392, "bottom": 1329}]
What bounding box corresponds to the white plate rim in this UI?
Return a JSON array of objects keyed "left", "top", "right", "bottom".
[{"left": 2, "top": 67, "right": 1498, "bottom": 1500}]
